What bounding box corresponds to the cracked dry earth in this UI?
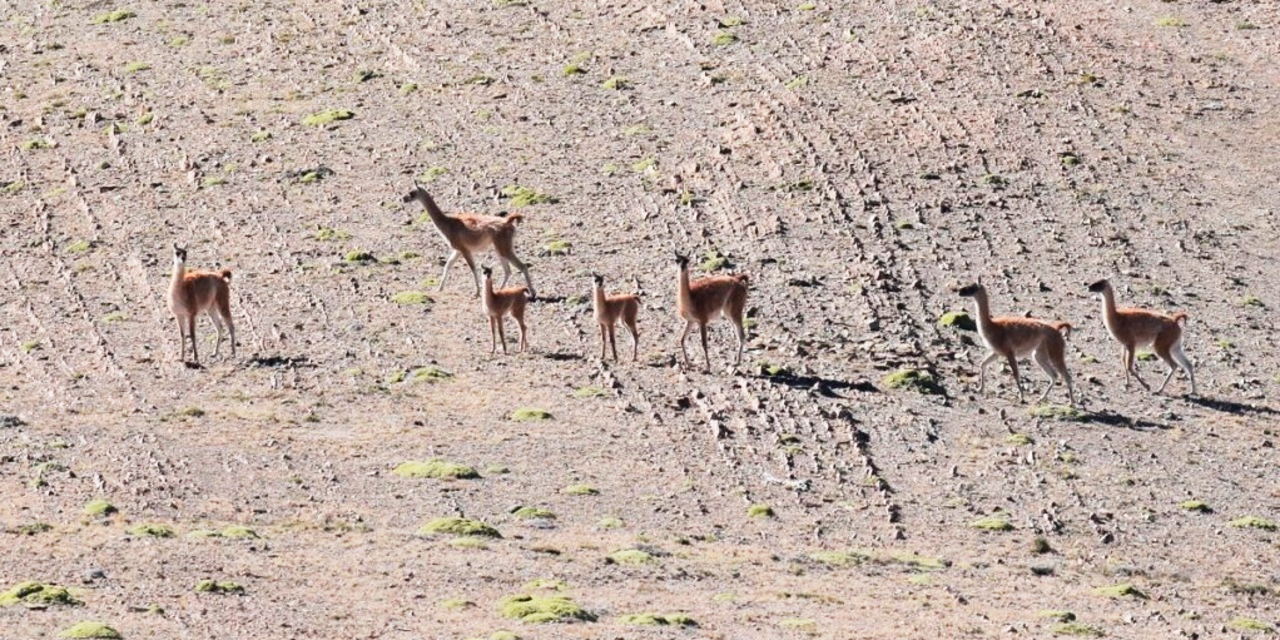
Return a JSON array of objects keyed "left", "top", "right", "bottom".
[{"left": 2, "top": 1, "right": 1279, "bottom": 638}]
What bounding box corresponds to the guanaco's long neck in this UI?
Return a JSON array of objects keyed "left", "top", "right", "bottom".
[
  {"left": 415, "top": 192, "right": 451, "bottom": 228},
  {"left": 1100, "top": 285, "right": 1121, "bottom": 334},
  {"left": 483, "top": 276, "right": 497, "bottom": 307},
  {"left": 592, "top": 283, "right": 607, "bottom": 316},
  {"left": 677, "top": 265, "right": 694, "bottom": 314},
  {"left": 971, "top": 290, "right": 995, "bottom": 336},
  {"left": 170, "top": 257, "right": 186, "bottom": 291}
]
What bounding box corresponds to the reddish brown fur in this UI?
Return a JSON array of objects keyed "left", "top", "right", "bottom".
[
  {"left": 167, "top": 244, "right": 235, "bottom": 364},
  {"left": 482, "top": 267, "right": 528, "bottom": 355},
  {"left": 1089, "top": 278, "right": 1196, "bottom": 394},
  {"left": 404, "top": 186, "right": 536, "bottom": 297},
  {"left": 592, "top": 275, "right": 640, "bottom": 362},
  {"left": 958, "top": 282, "right": 1075, "bottom": 406},
  {"left": 676, "top": 255, "right": 749, "bottom": 371}
]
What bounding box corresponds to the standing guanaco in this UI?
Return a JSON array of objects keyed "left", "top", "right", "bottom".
[
  {"left": 675, "top": 253, "right": 749, "bottom": 372},
  {"left": 1087, "top": 278, "right": 1196, "bottom": 395},
  {"left": 167, "top": 243, "right": 235, "bottom": 365},
  {"left": 957, "top": 281, "right": 1075, "bottom": 406},
  {"left": 482, "top": 266, "right": 528, "bottom": 355},
  {"left": 592, "top": 273, "right": 640, "bottom": 362},
  {"left": 403, "top": 184, "right": 536, "bottom": 298}
]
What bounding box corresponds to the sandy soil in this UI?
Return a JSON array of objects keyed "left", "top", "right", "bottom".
[{"left": 1, "top": 0, "right": 1278, "bottom": 638}]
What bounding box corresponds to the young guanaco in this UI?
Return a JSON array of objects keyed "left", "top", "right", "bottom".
[
  {"left": 167, "top": 243, "right": 235, "bottom": 364},
  {"left": 592, "top": 273, "right": 640, "bottom": 362},
  {"left": 957, "top": 281, "right": 1075, "bottom": 406},
  {"left": 482, "top": 265, "right": 528, "bottom": 354},
  {"left": 1087, "top": 278, "right": 1196, "bottom": 395},
  {"left": 675, "top": 253, "right": 749, "bottom": 372},
  {"left": 403, "top": 184, "right": 536, "bottom": 298}
]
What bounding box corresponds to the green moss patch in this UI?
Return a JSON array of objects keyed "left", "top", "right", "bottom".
[
  {"left": 618, "top": 612, "right": 697, "bottom": 626},
  {"left": 938, "top": 311, "right": 976, "bottom": 331},
  {"left": 1229, "top": 618, "right": 1275, "bottom": 633},
  {"left": 888, "top": 553, "right": 950, "bottom": 571},
  {"left": 542, "top": 239, "right": 572, "bottom": 255},
  {"left": 220, "top": 525, "right": 258, "bottom": 539},
  {"left": 513, "top": 507, "right": 555, "bottom": 520},
  {"left": 1180, "top": 500, "right": 1212, "bottom": 513},
  {"left": 971, "top": 514, "right": 1014, "bottom": 532},
  {"left": 440, "top": 598, "right": 474, "bottom": 610},
  {"left": 779, "top": 619, "right": 817, "bottom": 631},
  {"left": 1030, "top": 404, "right": 1086, "bottom": 421},
  {"left": 562, "top": 484, "right": 597, "bottom": 496},
  {"left": 344, "top": 250, "right": 375, "bottom": 263},
  {"left": 1229, "top": 516, "right": 1277, "bottom": 531},
  {"left": 597, "top": 516, "right": 624, "bottom": 529},
  {"left": 501, "top": 185, "right": 557, "bottom": 207},
  {"left": 511, "top": 408, "right": 552, "bottom": 422},
  {"left": 407, "top": 367, "right": 451, "bottom": 383},
  {"left": 608, "top": 549, "right": 656, "bottom": 565},
  {"left": 499, "top": 594, "right": 595, "bottom": 623},
  {"left": 808, "top": 550, "right": 869, "bottom": 567},
  {"left": 488, "top": 633, "right": 519, "bottom": 640},
  {"left": 747, "top": 504, "right": 775, "bottom": 518},
  {"left": 1005, "top": 433, "right": 1033, "bottom": 445},
  {"left": 194, "top": 580, "right": 244, "bottom": 594},
  {"left": 84, "top": 500, "right": 117, "bottom": 517},
  {"left": 1092, "top": 583, "right": 1146, "bottom": 599},
  {"left": 419, "top": 517, "right": 500, "bottom": 538},
  {"left": 602, "top": 76, "right": 631, "bottom": 90},
  {"left": 700, "top": 249, "right": 729, "bottom": 272},
  {"left": 57, "top": 622, "right": 120, "bottom": 639},
  {"left": 1242, "top": 295, "right": 1265, "bottom": 308},
  {"left": 883, "top": 368, "right": 943, "bottom": 395},
  {"left": 418, "top": 166, "right": 448, "bottom": 182},
  {"left": 67, "top": 239, "right": 93, "bottom": 253},
  {"left": 447, "top": 536, "right": 490, "bottom": 550},
  {"left": 394, "top": 459, "right": 479, "bottom": 480},
  {"left": 712, "top": 31, "right": 737, "bottom": 46},
  {"left": 572, "top": 386, "right": 607, "bottom": 398},
  {"left": 391, "top": 290, "right": 431, "bottom": 305},
  {"left": 127, "top": 523, "right": 174, "bottom": 538},
  {"left": 1050, "top": 622, "right": 1104, "bottom": 637},
  {"left": 1038, "top": 610, "right": 1076, "bottom": 622},
  {"left": 313, "top": 227, "right": 350, "bottom": 241},
  {"left": 302, "top": 109, "right": 355, "bottom": 126},
  {"left": 1, "top": 581, "right": 81, "bottom": 608},
  {"left": 91, "top": 10, "right": 135, "bottom": 23}
]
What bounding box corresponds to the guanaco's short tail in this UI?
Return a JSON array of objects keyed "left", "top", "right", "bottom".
[
  {"left": 504, "top": 212, "right": 525, "bottom": 226},
  {"left": 1172, "top": 312, "right": 1188, "bottom": 325},
  {"left": 1052, "top": 321, "right": 1072, "bottom": 337},
  {"left": 220, "top": 269, "right": 233, "bottom": 282},
  {"left": 734, "top": 274, "right": 750, "bottom": 285}
]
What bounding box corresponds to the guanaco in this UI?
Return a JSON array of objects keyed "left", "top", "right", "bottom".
[
  {"left": 1087, "top": 278, "right": 1196, "bottom": 395},
  {"left": 402, "top": 184, "right": 536, "bottom": 298},
  {"left": 482, "top": 266, "right": 528, "bottom": 354},
  {"left": 675, "top": 253, "right": 749, "bottom": 372},
  {"left": 592, "top": 273, "right": 640, "bottom": 362},
  {"left": 167, "top": 243, "right": 235, "bottom": 365},
  {"left": 957, "top": 282, "right": 1075, "bottom": 406}
]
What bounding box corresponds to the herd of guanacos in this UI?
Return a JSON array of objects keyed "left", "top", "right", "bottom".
[{"left": 165, "top": 184, "right": 1198, "bottom": 405}]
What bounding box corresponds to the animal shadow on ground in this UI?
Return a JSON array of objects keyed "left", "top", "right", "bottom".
[
  {"left": 1186, "top": 395, "right": 1279, "bottom": 416},
  {"left": 1082, "top": 409, "right": 1169, "bottom": 431},
  {"left": 758, "top": 370, "right": 878, "bottom": 397},
  {"left": 542, "top": 351, "right": 584, "bottom": 362},
  {"left": 248, "top": 355, "right": 314, "bottom": 369}
]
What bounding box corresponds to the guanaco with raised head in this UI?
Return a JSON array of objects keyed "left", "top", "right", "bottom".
[
  {"left": 1087, "top": 278, "right": 1196, "bottom": 395},
  {"left": 592, "top": 273, "right": 640, "bottom": 362},
  {"left": 167, "top": 243, "right": 235, "bottom": 365},
  {"left": 675, "top": 253, "right": 749, "bottom": 372},
  {"left": 402, "top": 184, "right": 536, "bottom": 298},
  {"left": 482, "top": 265, "right": 528, "bottom": 354},
  {"left": 957, "top": 281, "right": 1075, "bottom": 406}
]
